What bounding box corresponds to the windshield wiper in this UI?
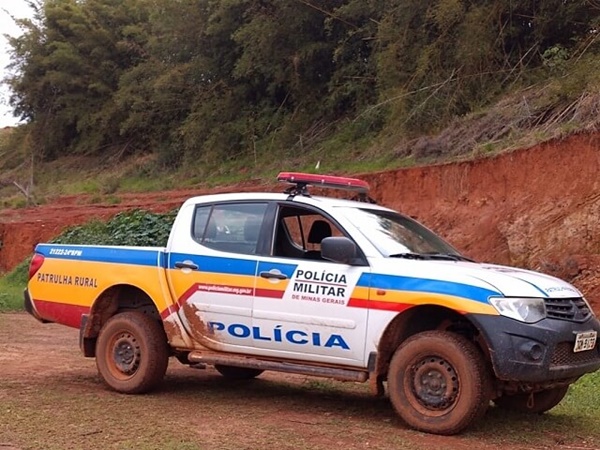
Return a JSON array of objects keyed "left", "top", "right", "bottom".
[
  {"left": 389, "top": 253, "right": 428, "bottom": 260},
  {"left": 389, "top": 252, "right": 474, "bottom": 262},
  {"left": 423, "top": 252, "right": 475, "bottom": 262}
]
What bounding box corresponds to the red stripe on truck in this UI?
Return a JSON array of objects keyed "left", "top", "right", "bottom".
[{"left": 32, "top": 299, "right": 90, "bottom": 329}]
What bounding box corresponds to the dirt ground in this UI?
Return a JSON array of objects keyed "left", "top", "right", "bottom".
[
  {"left": 1, "top": 132, "right": 599, "bottom": 312},
  {"left": 1, "top": 313, "right": 598, "bottom": 450},
  {"left": 2, "top": 134, "right": 600, "bottom": 449}
]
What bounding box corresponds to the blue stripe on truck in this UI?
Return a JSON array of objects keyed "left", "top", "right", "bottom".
[
  {"left": 356, "top": 272, "right": 499, "bottom": 303},
  {"left": 36, "top": 244, "right": 162, "bottom": 267},
  {"left": 167, "top": 253, "right": 258, "bottom": 276}
]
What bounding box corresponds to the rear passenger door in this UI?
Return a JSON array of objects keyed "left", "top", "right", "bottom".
[{"left": 167, "top": 201, "right": 266, "bottom": 352}]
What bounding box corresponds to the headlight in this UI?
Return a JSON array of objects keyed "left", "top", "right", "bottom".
[{"left": 489, "top": 297, "right": 546, "bottom": 323}]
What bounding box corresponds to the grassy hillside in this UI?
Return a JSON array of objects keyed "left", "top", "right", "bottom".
[
  {"left": 2, "top": 70, "right": 599, "bottom": 210},
  {"left": 1, "top": 0, "right": 598, "bottom": 208}
]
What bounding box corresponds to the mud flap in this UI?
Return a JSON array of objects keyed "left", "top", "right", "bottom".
[{"left": 79, "top": 314, "right": 95, "bottom": 357}]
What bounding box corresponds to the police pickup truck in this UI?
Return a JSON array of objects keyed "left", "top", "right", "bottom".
[{"left": 24, "top": 172, "right": 600, "bottom": 435}]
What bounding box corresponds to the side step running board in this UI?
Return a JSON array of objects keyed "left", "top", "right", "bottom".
[{"left": 188, "top": 351, "right": 368, "bottom": 382}]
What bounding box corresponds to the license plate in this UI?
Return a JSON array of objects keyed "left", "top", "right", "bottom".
[{"left": 573, "top": 331, "right": 597, "bottom": 353}]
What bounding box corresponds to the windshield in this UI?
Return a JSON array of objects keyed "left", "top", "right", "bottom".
[{"left": 336, "top": 207, "right": 462, "bottom": 258}]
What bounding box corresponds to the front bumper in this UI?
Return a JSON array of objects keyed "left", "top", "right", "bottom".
[{"left": 469, "top": 313, "right": 600, "bottom": 383}]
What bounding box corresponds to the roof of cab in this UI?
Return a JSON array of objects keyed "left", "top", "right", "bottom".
[{"left": 180, "top": 191, "right": 392, "bottom": 211}]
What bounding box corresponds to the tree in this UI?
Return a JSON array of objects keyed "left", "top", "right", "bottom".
[
  {"left": 6, "top": 0, "right": 150, "bottom": 158},
  {"left": 4, "top": 0, "right": 599, "bottom": 165}
]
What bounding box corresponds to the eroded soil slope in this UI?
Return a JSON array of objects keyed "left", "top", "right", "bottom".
[{"left": 1, "top": 132, "right": 599, "bottom": 309}]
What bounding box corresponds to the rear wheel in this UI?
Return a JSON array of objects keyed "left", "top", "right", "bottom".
[
  {"left": 494, "top": 386, "right": 569, "bottom": 414},
  {"left": 96, "top": 311, "right": 169, "bottom": 394},
  {"left": 388, "top": 330, "right": 491, "bottom": 435},
  {"left": 214, "top": 365, "right": 264, "bottom": 380}
]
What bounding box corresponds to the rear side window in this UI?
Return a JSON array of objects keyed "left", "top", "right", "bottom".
[{"left": 192, "top": 203, "right": 268, "bottom": 255}]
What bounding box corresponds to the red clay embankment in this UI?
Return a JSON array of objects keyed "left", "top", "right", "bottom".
[{"left": 1, "top": 132, "right": 599, "bottom": 309}]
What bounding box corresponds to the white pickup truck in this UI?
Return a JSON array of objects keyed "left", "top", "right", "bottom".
[{"left": 24, "top": 172, "right": 600, "bottom": 435}]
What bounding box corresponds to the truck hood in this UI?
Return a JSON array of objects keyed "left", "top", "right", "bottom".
[
  {"left": 374, "top": 258, "right": 583, "bottom": 300},
  {"left": 432, "top": 261, "right": 583, "bottom": 299},
  {"left": 474, "top": 262, "right": 582, "bottom": 298}
]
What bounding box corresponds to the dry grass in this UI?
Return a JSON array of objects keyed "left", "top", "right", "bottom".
[{"left": 393, "top": 86, "right": 600, "bottom": 163}]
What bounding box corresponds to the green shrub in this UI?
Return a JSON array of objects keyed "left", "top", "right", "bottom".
[{"left": 51, "top": 209, "right": 178, "bottom": 247}]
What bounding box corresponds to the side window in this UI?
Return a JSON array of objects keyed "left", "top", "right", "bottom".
[
  {"left": 192, "top": 203, "right": 268, "bottom": 255},
  {"left": 274, "top": 206, "right": 344, "bottom": 260}
]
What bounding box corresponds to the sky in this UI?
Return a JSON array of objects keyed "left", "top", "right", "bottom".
[{"left": 0, "top": 0, "right": 33, "bottom": 127}]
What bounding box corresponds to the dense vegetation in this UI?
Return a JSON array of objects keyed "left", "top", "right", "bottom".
[
  {"left": 54, "top": 209, "right": 177, "bottom": 246},
  {"left": 3, "top": 0, "right": 599, "bottom": 176}
]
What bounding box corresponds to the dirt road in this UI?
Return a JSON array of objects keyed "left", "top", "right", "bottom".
[{"left": 1, "top": 313, "right": 599, "bottom": 450}]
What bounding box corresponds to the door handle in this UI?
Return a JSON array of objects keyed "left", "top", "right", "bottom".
[
  {"left": 260, "top": 271, "right": 287, "bottom": 280},
  {"left": 175, "top": 261, "right": 199, "bottom": 271}
]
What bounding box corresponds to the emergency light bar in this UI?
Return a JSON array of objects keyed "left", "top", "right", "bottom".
[{"left": 277, "top": 172, "right": 370, "bottom": 194}]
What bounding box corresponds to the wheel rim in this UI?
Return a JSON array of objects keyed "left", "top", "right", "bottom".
[
  {"left": 108, "top": 331, "right": 141, "bottom": 379},
  {"left": 407, "top": 355, "right": 459, "bottom": 415}
]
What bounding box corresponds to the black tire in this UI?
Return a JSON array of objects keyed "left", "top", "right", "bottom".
[
  {"left": 96, "top": 311, "right": 169, "bottom": 394},
  {"left": 214, "top": 365, "right": 264, "bottom": 380},
  {"left": 494, "top": 386, "right": 569, "bottom": 414},
  {"left": 388, "top": 330, "right": 491, "bottom": 435}
]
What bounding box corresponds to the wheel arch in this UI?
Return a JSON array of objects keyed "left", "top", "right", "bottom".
[
  {"left": 80, "top": 284, "right": 162, "bottom": 357},
  {"left": 374, "top": 305, "right": 491, "bottom": 382}
]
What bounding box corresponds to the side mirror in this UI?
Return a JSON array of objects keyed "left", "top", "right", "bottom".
[{"left": 321, "top": 237, "right": 359, "bottom": 265}]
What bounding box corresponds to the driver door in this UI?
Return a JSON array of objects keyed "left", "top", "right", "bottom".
[{"left": 252, "top": 203, "right": 370, "bottom": 366}]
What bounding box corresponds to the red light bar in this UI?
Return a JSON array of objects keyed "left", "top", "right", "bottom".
[{"left": 277, "top": 172, "right": 369, "bottom": 193}]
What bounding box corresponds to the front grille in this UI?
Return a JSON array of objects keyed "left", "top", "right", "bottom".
[
  {"left": 551, "top": 342, "right": 600, "bottom": 367},
  {"left": 545, "top": 297, "right": 591, "bottom": 322}
]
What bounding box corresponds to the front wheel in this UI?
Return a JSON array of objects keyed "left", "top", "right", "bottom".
[
  {"left": 96, "top": 311, "right": 169, "bottom": 394},
  {"left": 388, "top": 330, "right": 491, "bottom": 435},
  {"left": 494, "top": 386, "right": 569, "bottom": 414}
]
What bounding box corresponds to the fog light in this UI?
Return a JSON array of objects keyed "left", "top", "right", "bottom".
[{"left": 520, "top": 342, "right": 544, "bottom": 361}]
